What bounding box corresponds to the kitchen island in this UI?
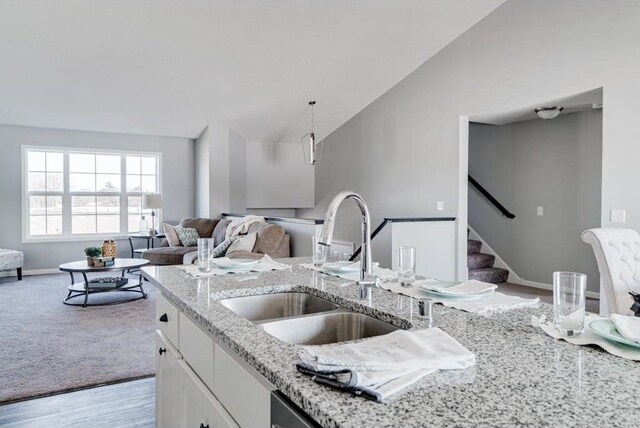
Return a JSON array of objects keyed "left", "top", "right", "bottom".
[{"left": 143, "top": 257, "right": 640, "bottom": 428}]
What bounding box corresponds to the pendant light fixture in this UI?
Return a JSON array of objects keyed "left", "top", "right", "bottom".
[
  {"left": 301, "top": 101, "right": 323, "bottom": 165},
  {"left": 535, "top": 106, "right": 564, "bottom": 120}
]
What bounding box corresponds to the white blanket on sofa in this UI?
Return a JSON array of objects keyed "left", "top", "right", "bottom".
[{"left": 225, "top": 215, "right": 266, "bottom": 239}]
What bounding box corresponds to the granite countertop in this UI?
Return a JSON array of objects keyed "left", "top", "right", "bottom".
[{"left": 142, "top": 257, "right": 640, "bottom": 428}]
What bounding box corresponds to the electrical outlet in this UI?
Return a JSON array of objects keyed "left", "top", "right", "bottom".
[
  {"left": 611, "top": 209, "right": 626, "bottom": 223},
  {"left": 436, "top": 201, "right": 444, "bottom": 211},
  {"left": 537, "top": 206, "right": 544, "bottom": 216}
]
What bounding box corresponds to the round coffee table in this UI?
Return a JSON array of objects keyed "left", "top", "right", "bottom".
[{"left": 59, "top": 259, "right": 150, "bottom": 307}]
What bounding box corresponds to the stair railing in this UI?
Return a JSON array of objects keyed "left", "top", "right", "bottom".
[
  {"left": 348, "top": 219, "right": 390, "bottom": 262},
  {"left": 468, "top": 175, "right": 516, "bottom": 219}
]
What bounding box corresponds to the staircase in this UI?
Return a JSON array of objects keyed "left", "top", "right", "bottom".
[{"left": 467, "top": 238, "right": 509, "bottom": 284}]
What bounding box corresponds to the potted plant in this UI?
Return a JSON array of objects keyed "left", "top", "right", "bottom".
[{"left": 84, "top": 247, "right": 102, "bottom": 266}]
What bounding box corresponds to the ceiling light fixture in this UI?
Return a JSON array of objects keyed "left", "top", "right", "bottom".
[
  {"left": 301, "top": 101, "right": 323, "bottom": 166},
  {"left": 535, "top": 106, "right": 564, "bottom": 120}
]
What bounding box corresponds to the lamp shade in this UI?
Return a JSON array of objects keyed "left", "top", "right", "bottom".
[{"left": 142, "top": 193, "right": 163, "bottom": 210}]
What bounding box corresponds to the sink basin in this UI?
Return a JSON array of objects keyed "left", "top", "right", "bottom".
[
  {"left": 218, "top": 292, "right": 338, "bottom": 323},
  {"left": 261, "top": 312, "right": 400, "bottom": 345}
]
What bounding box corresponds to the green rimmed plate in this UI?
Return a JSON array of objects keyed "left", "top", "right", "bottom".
[{"left": 589, "top": 319, "right": 640, "bottom": 349}]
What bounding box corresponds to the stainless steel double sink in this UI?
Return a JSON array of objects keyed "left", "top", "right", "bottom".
[{"left": 219, "top": 292, "right": 400, "bottom": 345}]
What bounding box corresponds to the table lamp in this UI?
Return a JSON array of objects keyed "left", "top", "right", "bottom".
[{"left": 142, "top": 193, "right": 163, "bottom": 233}]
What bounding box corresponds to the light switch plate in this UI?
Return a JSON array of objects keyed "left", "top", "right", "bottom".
[
  {"left": 436, "top": 201, "right": 444, "bottom": 211},
  {"left": 611, "top": 209, "right": 626, "bottom": 223},
  {"left": 537, "top": 206, "right": 543, "bottom": 216}
]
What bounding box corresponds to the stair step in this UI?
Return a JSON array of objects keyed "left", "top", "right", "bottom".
[
  {"left": 467, "top": 239, "right": 482, "bottom": 254},
  {"left": 469, "top": 267, "right": 509, "bottom": 284},
  {"left": 467, "top": 252, "right": 495, "bottom": 269}
]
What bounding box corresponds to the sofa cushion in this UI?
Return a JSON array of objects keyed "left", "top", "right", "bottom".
[
  {"left": 247, "top": 223, "right": 285, "bottom": 255},
  {"left": 163, "top": 223, "right": 182, "bottom": 247},
  {"left": 213, "top": 237, "right": 235, "bottom": 258},
  {"left": 226, "top": 233, "right": 257, "bottom": 255},
  {"left": 178, "top": 218, "right": 220, "bottom": 239},
  {"left": 212, "top": 219, "right": 232, "bottom": 246},
  {"left": 175, "top": 227, "right": 199, "bottom": 247},
  {"left": 143, "top": 246, "right": 197, "bottom": 265}
]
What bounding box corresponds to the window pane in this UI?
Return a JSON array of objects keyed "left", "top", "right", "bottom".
[
  {"left": 47, "top": 215, "right": 63, "bottom": 235},
  {"left": 96, "top": 155, "right": 120, "bottom": 174},
  {"left": 128, "top": 215, "right": 142, "bottom": 233},
  {"left": 28, "top": 172, "right": 46, "bottom": 191},
  {"left": 46, "top": 152, "right": 64, "bottom": 172},
  {"left": 97, "top": 215, "right": 120, "bottom": 233},
  {"left": 30, "top": 216, "right": 46, "bottom": 236},
  {"left": 97, "top": 196, "right": 120, "bottom": 214},
  {"left": 96, "top": 174, "right": 120, "bottom": 192},
  {"left": 128, "top": 196, "right": 141, "bottom": 214},
  {"left": 126, "top": 156, "right": 141, "bottom": 174},
  {"left": 141, "top": 175, "right": 156, "bottom": 193},
  {"left": 28, "top": 151, "right": 46, "bottom": 171},
  {"left": 127, "top": 175, "right": 141, "bottom": 192},
  {"left": 47, "top": 196, "right": 62, "bottom": 215},
  {"left": 70, "top": 173, "right": 96, "bottom": 192},
  {"left": 46, "top": 172, "right": 64, "bottom": 192},
  {"left": 72, "top": 215, "right": 96, "bottom": 234},
  {"left": 69, "top": 153, "right": 95, "bottom": 173},
  {"left": 141, "top": 157, "right": 156, "bottom": 174},
  {"left": 72, "top": 196, "right": 96, "bottom": 214},
  {"left": 30, "top": 196, "right": 46, "bottom": 215}
]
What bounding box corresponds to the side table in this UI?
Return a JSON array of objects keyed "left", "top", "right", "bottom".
[{"left": 128, "top": 233, "right": 166, "bottom": 258}]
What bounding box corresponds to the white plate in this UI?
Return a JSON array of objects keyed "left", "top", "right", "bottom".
[
  {"left": 589, "top": 319, "right": 640, "bottom": 349},
  {"left": 211, "top": 258, "right": 259, "bottom": 270},
  {"left": 323, "top": 261, "right": 379, "bottom": 273},
  {"left": 417, "top": 284, "right": 494, "bottom": 300}
]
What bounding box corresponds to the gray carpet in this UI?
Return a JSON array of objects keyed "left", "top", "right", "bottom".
[{"left": 0, "top": 272, "right": 156, "bottom": 404}]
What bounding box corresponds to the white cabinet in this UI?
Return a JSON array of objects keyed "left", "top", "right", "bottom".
[
  {"left": 156, "top": 330, "right": 181, "bottom": 428},
  {"left": 157, "top": 293, "right": 180, "bottom": 346},
  {"left": 179, "top": 312, "right": 215, "bottom": 392},
  {"left": 177, "top": 360, "right": 239, "bottom": 428},
  {"left": 214, "top": 343, "right": 274, "bottom": 428}
]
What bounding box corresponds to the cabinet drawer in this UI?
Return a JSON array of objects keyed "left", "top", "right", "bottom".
[
  {"left": 214, "top": 343, "right": 274, "bottom": 428},
  {"left": 157, "top": 293, "right": 180, "bottom": 347},
  {"left": 179, "top": 312, "right": 215, "bottom": 392},
  {"left": 178, "top": 360, "right": 238, "bottom": 428}
]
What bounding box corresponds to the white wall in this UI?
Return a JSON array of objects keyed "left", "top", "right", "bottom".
[
  {"left": 246, "top": 142, "right": 314, "bottom": 209},
  {"left": 229, "top": 128, "right": 247, "bottom": 213},
  {"left": 0, "top": 124, "right": 195, "bottom": 270},
  {"left": 299, "top": 1, "right": 640, "bottom": 279},
  {"left": 469, "top": 110, "right": 602, "bottom": 290}
]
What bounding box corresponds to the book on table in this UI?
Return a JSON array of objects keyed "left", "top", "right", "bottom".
[{"left": 89, "top": 277, "right": 129, "bottom": 288}]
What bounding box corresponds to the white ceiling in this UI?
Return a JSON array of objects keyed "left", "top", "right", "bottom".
[{"left": 0, "top": 0, "right": 504, "bottom": 141}]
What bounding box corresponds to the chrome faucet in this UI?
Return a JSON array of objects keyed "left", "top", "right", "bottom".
[{"left": 318, "top": 191, "right": 376, "bottom": 297}]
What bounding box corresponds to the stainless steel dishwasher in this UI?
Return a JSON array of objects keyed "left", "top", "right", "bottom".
[{"left": 271, "top": 391, "right": 320, "bottom": 428}]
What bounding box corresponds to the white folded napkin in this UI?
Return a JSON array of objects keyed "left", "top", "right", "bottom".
[
  {"left": 418, "top": 279, "right": 497, "bottom": 295},
  {"left": 611, "top": 314, "right": 640, "bottom": 343},
  {"left": 297, "top": 328, "right": 475, "bottom": 402},
  {"left": 177, "top": 254, "right": 291, "bottom": 277}
]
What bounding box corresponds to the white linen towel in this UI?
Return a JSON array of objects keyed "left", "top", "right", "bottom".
[
  {"left": 177, "top": 255, "right": 291, "bottom": 277},
  {"left": 225, "top": 215, "right": 265, "bottom": 239},
  {"left": 381, "top": 282, "right": 539, "bottom": 316},
  {"left": 611, "top": 314, "right": 640, "bottom": 343},
  {"left": 297, "top": 328, "right": 475, "bottom": 402},
  {"left": 418, "top": 279, "right": 497, "bottom": 295},
  {"left": 532, "top": 314, "right": 640, "bottom": 361},
  {"left": 300, "top": 263, "right": 398, "bottom": 282}
]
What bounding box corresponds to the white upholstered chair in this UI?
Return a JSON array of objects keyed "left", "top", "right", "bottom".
[{"left": 582, "top": 228, "right": 640, "bottom": 315}]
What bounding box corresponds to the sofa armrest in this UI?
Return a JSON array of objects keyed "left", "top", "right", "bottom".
[{"left": 226, "top": 251, "right": 264, "bottom": 260}]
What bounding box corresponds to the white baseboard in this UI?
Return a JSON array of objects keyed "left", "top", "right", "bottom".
[
  {"left": 512, "top": 278, "right": 600, "bottom": 300},
  {"left": 0, "top": 268, "right": 59, "bottom": 278}
]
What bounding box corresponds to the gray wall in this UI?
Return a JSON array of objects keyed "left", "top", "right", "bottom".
[
  {"left": 0, "top": 124, "right": 195, "bottom": 270},
  {"left": 468, "top": 111, "right": 602, "bottom": 290},
  {"left": 229, "top": 128, "right": 247, "bottom": 213},
  {"left": 298, "top": 1, "right": 640, "bottom": 282}
]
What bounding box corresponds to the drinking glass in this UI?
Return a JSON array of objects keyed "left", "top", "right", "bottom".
[
  {"left": 398, "top": 246, "right": 416, "bottom": 287},
  {"left": 197, "top": 238, "right": 213, "bottom": 272},
  {"left": 312, "top": 236, "right": 327, "bottom": 267},
  {"left": 553, "top": 272, "right": 587, "bottom": 336}
]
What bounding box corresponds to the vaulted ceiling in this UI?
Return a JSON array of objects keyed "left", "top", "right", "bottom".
[{"left": 0, "top": 0, "right": 504, "bottom": 141}]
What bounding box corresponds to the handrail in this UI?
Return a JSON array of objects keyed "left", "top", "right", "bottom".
[
  {"left": 348, "top": 219, "right": 390, "bottom": 262},
  {"left": 468, "top": 175, "right": 515, "bottom": 219}
]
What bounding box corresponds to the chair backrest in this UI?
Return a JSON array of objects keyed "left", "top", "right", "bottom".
[{"left": 582, "top": 228, "right": 640, "bottom": 315}]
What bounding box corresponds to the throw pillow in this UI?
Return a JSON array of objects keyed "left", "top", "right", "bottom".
[
  {"left": 163, "top": 223, "right": 182, "bottom": 247},
  {"left": 174, "top": 227, "right": 200, "bottom": 247},
  {"left": 211, "top": 237, "right": 235, "bottom": 258},
  {"left": 226, "top": 232, "right": 257, "bottom": 255}
]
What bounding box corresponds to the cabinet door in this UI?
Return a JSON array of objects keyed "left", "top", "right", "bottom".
[
  {"left": 156, "top": 330, "right": 181, "bottom": 428},
  {"left": 177, "top": 360, "right": 238, "bottom": 428},
  {"left": 157, "top": 293, "right": 180, "bottom": 346}
]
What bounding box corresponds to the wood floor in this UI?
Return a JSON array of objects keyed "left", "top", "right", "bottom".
[
  {"left": 0, "top": 377, "right": 155, "bottom": 428},
  {"left": 497, "top": 282, "right": 600, "bottom": 313}
]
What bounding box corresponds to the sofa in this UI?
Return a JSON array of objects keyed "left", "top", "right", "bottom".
[{"left": 142, "top": 217, "right": 290, "bottom": 265}]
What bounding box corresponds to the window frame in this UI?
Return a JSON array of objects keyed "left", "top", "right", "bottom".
[{"left": 21, "top": 145, "right": 163, "bottom": 243}]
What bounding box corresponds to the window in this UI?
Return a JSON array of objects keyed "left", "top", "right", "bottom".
[{"left": 22, "top": 146, "right": 161, "bottom": 241}]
